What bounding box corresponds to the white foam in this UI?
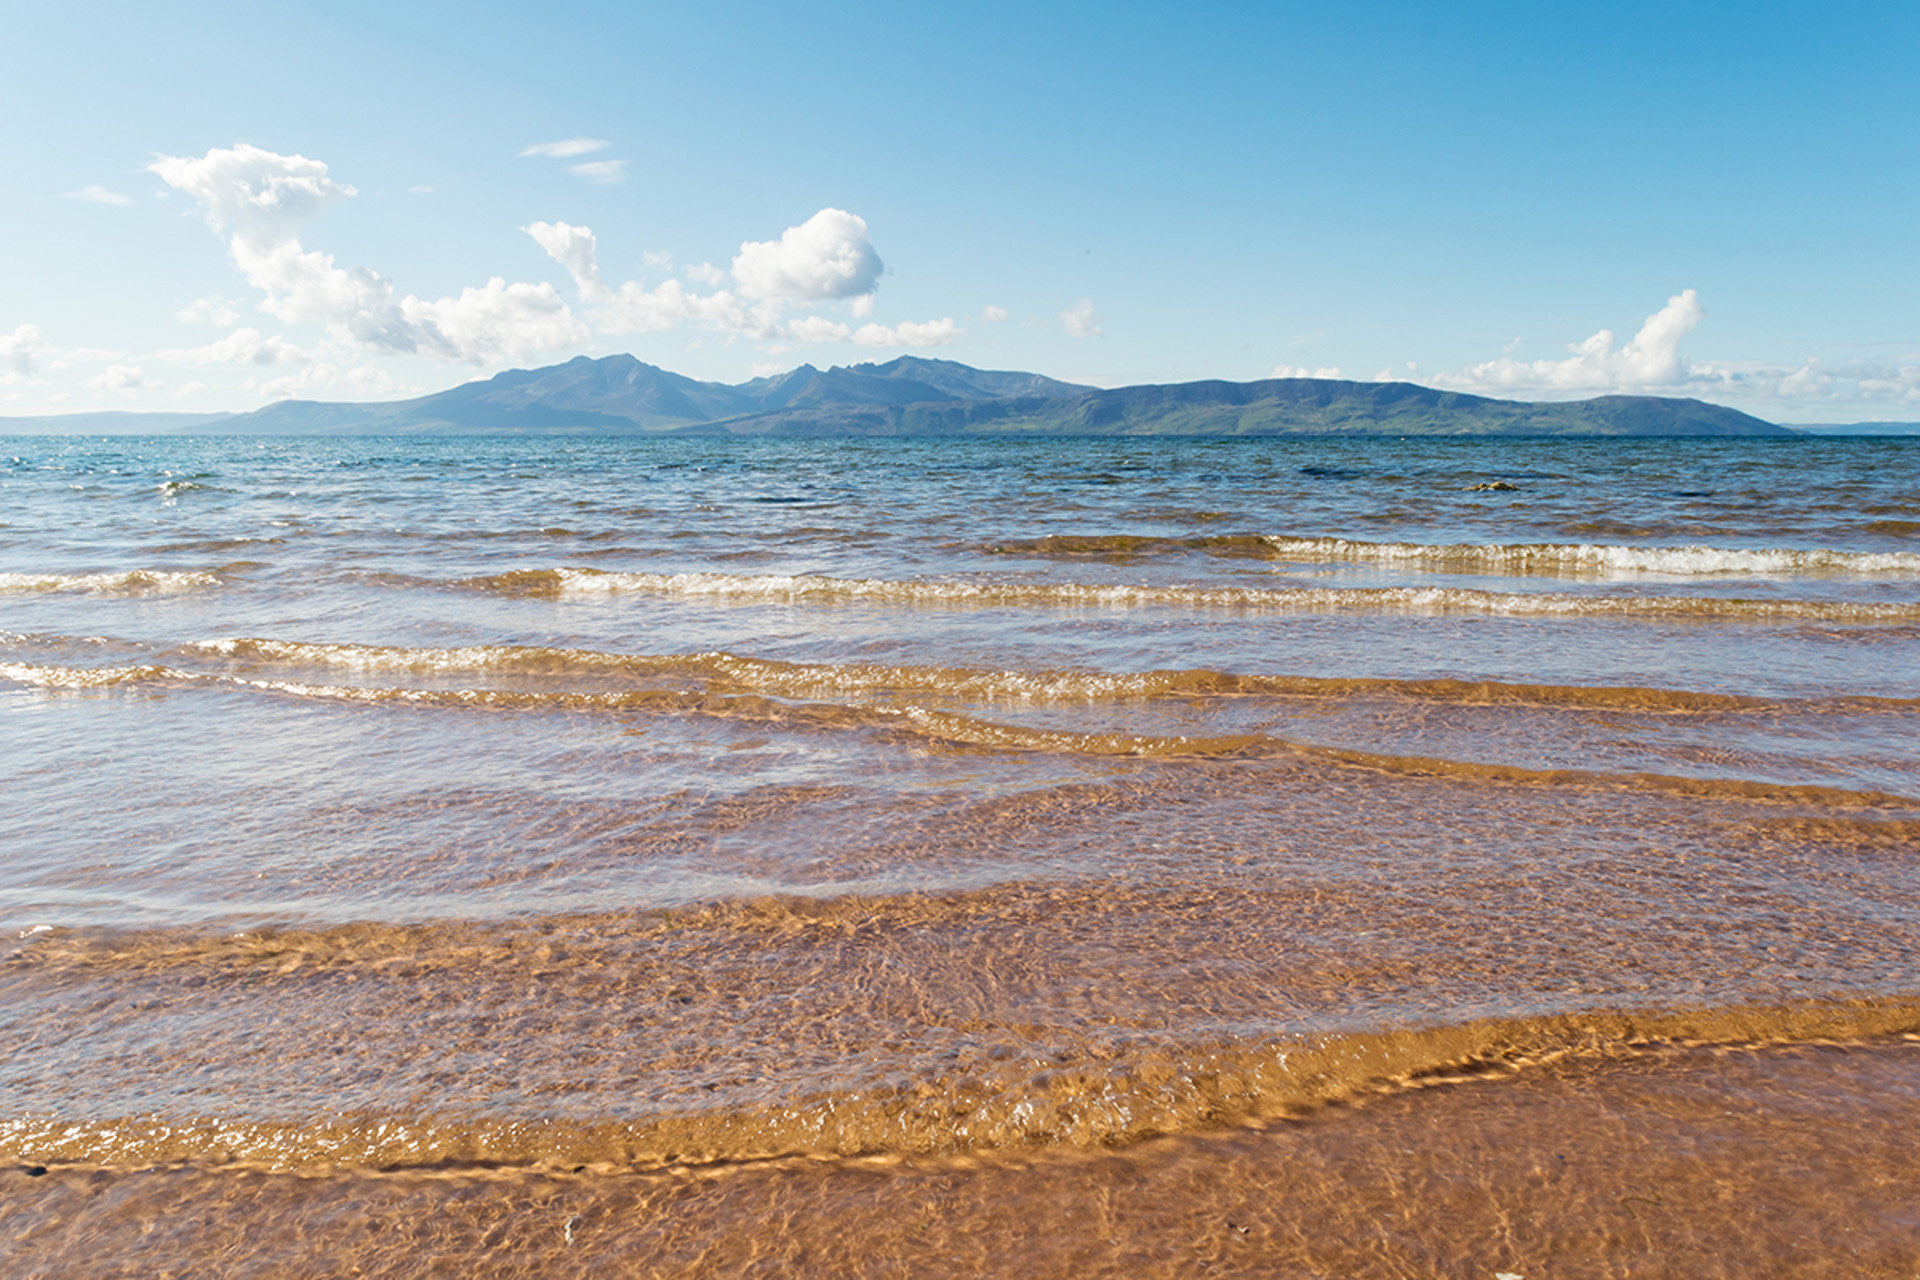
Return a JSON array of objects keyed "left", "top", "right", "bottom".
[
  {"left": 510, "top": 570, "right": 1920, "bottom": 622},
  {"left": 0, "top": 570, "right": 223, "bottom": 595},
  {"left": 1256, "top": 537, "right": 1920, "bottom": 578}
]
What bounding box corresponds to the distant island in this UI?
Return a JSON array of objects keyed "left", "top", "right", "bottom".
[{"left": 0, "top": 354, "right": 1810, "bottom": 437}]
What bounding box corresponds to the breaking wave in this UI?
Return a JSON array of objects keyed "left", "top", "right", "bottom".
[{"left": 445, "top": 568, "right": 1920, "bottom": 622}]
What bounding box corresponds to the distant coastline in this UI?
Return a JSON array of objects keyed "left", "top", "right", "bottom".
[{"left": 0, "top": 353, "right": 1833, "bottom": 438}]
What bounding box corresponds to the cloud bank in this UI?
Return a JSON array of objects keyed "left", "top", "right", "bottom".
[
  {"left": 1435, "top": 291, "right": 1704, "bottom": 393},
  {"left": 150, "top": 144, "right": 585, "bottom": 365},
  {"left": 525, "top": 209, "right": 957, "bottom": 350},
  {"left": 1425, "top": 291, "right": 1920, "bottom": 410}
]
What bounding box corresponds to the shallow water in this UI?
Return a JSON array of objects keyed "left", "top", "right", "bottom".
[{"left": 3, "top": 434, "right": 1918, "bottom": 1274}]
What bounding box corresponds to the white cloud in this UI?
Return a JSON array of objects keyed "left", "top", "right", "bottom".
[
  {"left": 1434, "top": 290, "right": 1704, "bottom": 393},
  {"left": 91, "top": 364, "right": 154, "bottom": 392},
  {"left": 1273, "top": 364, "right": 1344, "bottom": 379},
  {"left": 151, "top": 144, "right": 355, "bottom": 242},
  {"left": 1858, "top": 361, "right": 1920, "bottom": 404},
  {"left": 641, "top": 250, "right": 674, "bottom": 270},
  {"left": 526, "top": 220, "right": 775, "bottom": 338},
  {"left": 785, "top": 316, "right": 852, "bottom": 344},
  {"left": 1774, "top": 360, "right": 1832, "bottom": 399},
  {"left": 525, "top": 211, "right": 952, "bottom": 352},
  {"left": 569, "top": 159, "right": 627, "bottom": 184},
  {"left": 1061, "top": 298, "right": 1101, "bottom": 338},
  {"left": 69, "top": 185, "right": 131, "bottom": 206},
  {"left": 399, "top": 278, "right": 586, "bottom": 364},
  {"left": 409, "top": 185, "right": 435, "bottom": 195},
  {"left": 520, "top": 138, "right": 610, "bottom": 158},
  {"left": 981, "top": 305, "right": 1009, "bottom": 323},
  {"left": 159, "top": 327, "right": 310, "bottom": 366},
  {"left": 732, "top": 208, "right": 883, "bottom": 303},
  {"left": 153, "top": 144, "right": 585, "bottom": 366},
  {"left": 852, "top": 319, "right": 961, "bottom": 348},
  {"left": 49, "top": 346, "right": 120, "bottom": 369},
  {"left": 601, "top": 280, "right": 776, "bottom": 338},
  {"left": 524, "top": 220, "right": 604, "bottom": 297},
  {"left": 1, "top": 324, "right": 49, "bottom": 384},
  {"left": 178, "top": 296, "right": 241, "bottom": 326}
]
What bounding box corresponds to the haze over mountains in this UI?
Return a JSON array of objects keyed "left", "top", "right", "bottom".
[{"left": 1, "top": 354, "right": 1805, "bottom": 437}]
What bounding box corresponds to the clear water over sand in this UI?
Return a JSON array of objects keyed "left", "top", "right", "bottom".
[{"left": 3, "top": 433, "right": 1918, "bottom": 1275}]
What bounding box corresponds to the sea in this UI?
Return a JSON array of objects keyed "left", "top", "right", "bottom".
[{"left": 2, "top": 431, "right": 1917, "bottom": 1277}]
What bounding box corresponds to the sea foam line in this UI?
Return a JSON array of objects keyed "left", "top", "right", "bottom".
[
  {"left": 0, "top": 570, "right": 223, "bottom": 595},
  {"left": 453, "top": 568, "right": 1920, "bottom": 622},
  {"left": 1254, "top": 536, "right": 1920, "bottom": 577}
]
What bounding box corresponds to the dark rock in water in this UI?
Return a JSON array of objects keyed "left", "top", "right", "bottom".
[{"left": 1467, "top": 481, "right": 1520, "bottom": 491}]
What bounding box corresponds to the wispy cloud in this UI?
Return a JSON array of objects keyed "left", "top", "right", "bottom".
[
  {"left": 69, "top": 185, "right": 131, "bottom": 206},
  {"left": 1061, "top": 298, "right": 1102, "bottom": 338},
  {"left": 158, "top": 327, "right": 310, "bottom": 367},
  {"left": 177, "top": 296, "right": 241, "bottom": 326},
  {"left": 519, "top": 138, "right": 610, "bottom": 158},
  {"left": 568, "top": 159, "right": 628, "bottom": 185},
  {"left": 91, "top": 363, "right": 154, "bottom": 392}
]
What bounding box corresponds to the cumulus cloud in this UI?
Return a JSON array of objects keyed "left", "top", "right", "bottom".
[
  {"left": 523, "top": 220, "right": 772, "bottom": 337},
  {"left": 520, "top": 138, "right": 610, "bottom": 158},
  {"left": 1, "top": 324, "right": 50, "bottom": 383},
  {"left": 523, "top": 221, "right": 603, "bottom": 297},
  {"left": 1435, "top": 291, "right": 1705, "bottom": 393},
  {"left": 1273, "top": 364, "right": 1344, "bottom": 379},
  {"left": 69, "top": 185, "right": 131, "bottom": 206},
  {"left": 982, "top": 305, "right": 1009, "bottom": 323},
  {"left": 1417, "top": 292, "right": 1920, "bottom": 410},
  {"left": 159, "top": 327, "right": 309, "bottom": 366},
  {"left": 569, "top": 159, "right": 627, "bottom": 184},
  {"left": 526, "top": 209, "right": 957, "bottom": 352},
  {"left": 1061, "top": 298, "right": 1101, "bottom": 338},
  {"left": 398, "top": 278, "right": 585, "bottom": 364},
  {"left": 732, "top": 208, "right": 883, "bottom": 303},
  {"left": 152, "top": 144, "right": 585, "bottom": 365}
]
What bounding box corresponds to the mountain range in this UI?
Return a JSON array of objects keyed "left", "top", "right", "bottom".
[{"left": 0, "top": 354, "right": 1800, "bottom": 437}]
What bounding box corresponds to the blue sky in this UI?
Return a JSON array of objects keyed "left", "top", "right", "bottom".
[{"left": 3, "top": 0, "right": 1915, "bottom": 421}]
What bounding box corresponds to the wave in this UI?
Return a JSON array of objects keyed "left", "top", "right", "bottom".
[
  {"left": 2, "top": 989, "right": 1913, "bottom": 1172},
  {"left": 0, "top": 569, "right": 224, "bottom": 595},
  {"left": 8, "top": 656, "right": 1913, "bottom": 808},
  {"left": 446, "top": 568, "right": 1920, "bottom": 622},
  {"left": 987, "top": 534, "right": 1920, "bottom": 578},
  {"left": 186, "top": 637, "right": 1919, "bottom": 715}
]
